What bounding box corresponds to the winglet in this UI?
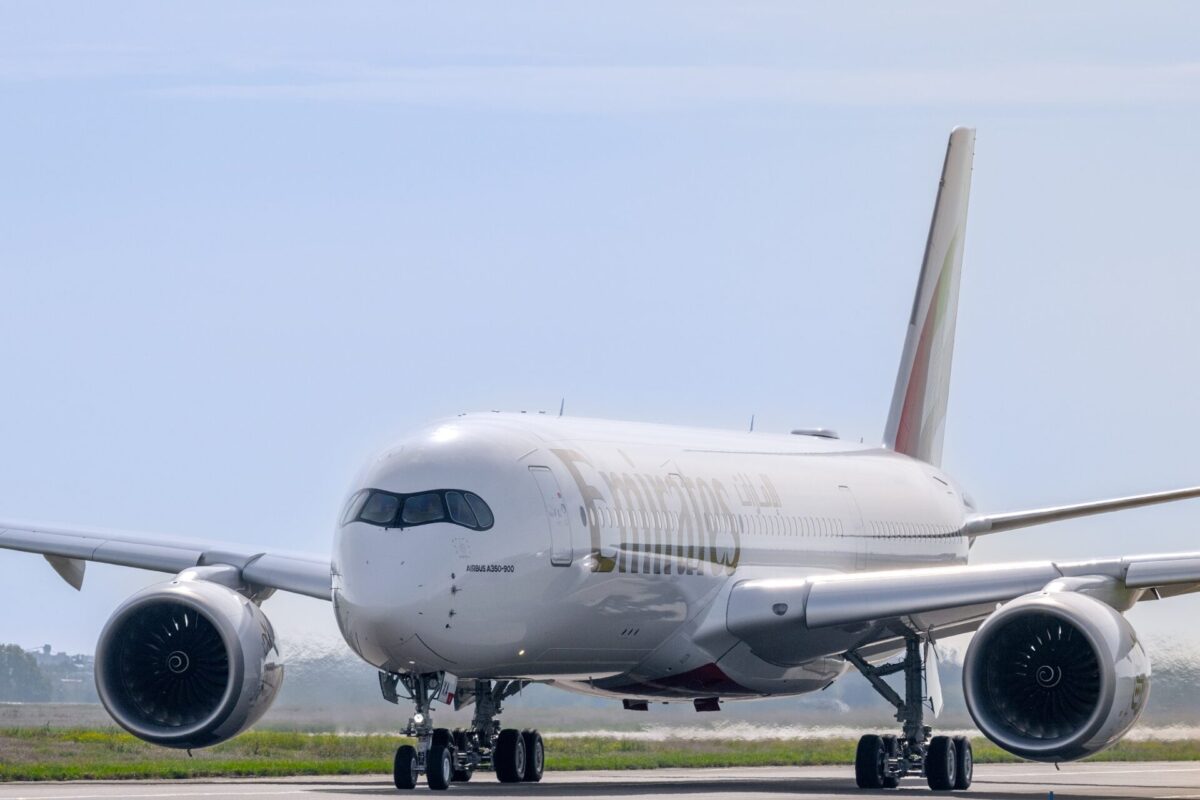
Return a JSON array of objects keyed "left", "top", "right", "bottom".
[{"left": 884, "top": 127, "right": 975, "bottom": 466}]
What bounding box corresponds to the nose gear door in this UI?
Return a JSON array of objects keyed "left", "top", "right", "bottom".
[{"left": 529, "top": 466, "right": 572, "bottom": 566}]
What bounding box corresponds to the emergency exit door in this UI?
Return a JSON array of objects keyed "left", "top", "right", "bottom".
[{"left": 529, "top": 466, "right": 572, "bottom": 566}]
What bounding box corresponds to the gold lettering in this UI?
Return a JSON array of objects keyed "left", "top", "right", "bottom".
[
  {"left": 601, "top": 470, "right": 650, "bottom": 574},
  {"left": 711, "top": 478, "right": 742, "bottom": 572},
  {"left": 550, "top": 448, "right": 615, "bottom": 573}
]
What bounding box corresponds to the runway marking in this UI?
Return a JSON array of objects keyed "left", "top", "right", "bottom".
[
  {"left": 1, "top": 792, "right": 308, "bottom": 799},
  {"left": 978, "top": 766, "right": 1200, "bottom": 778}
]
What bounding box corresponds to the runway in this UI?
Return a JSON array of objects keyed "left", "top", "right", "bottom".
[{"left": 3, "top": 764, "right": 1200, "bottom": 800}]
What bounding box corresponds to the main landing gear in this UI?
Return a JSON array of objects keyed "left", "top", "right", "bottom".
[
  {"left": 846, "top": 636, "right": 973, "bottom": 791},
  {"left": 382, "top": 672, "right": 544, "bottom": 791}
]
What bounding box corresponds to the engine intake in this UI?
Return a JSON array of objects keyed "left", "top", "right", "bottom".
[
  {"left": 963, "top": 588, "right": 1149, "bottom": 762},
  {"left": 95, "top": 570, "right": 283, "bottom": 748}
]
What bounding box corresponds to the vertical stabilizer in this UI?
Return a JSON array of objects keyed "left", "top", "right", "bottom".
[{"left": 883, "top": 127, "right": 975, "bottom": 466}]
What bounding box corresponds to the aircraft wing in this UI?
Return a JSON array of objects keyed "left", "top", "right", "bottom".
[
  {"left": 0, "top": 519, "right": 331, "bottom": 600},
  {"left": 726, "top": 551, "right": 1200, "bottom": 662},
  {"left": 963, "top": 485, "right": 1200, "bottom": 536}
]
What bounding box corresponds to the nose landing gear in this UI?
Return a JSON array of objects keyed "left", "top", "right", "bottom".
[
  {"left": 381, "top": 672, "right": 543, "bottom": 791},
  {"left": 846, "top": 635, "right": 973, "bottom": 791}
]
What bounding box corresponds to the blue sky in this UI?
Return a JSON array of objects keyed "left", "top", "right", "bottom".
[{"left": 3, "top": 2, "right": 1200, "bottom": 656}]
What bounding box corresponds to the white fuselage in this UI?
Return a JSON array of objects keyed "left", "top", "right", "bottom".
[{"left": 331, "top": 413, "right": 971, "bottom": 701}]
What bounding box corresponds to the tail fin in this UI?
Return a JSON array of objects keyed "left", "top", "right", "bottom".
[{"left": 883, "top": 126, "right": 975, "bottom": 466}]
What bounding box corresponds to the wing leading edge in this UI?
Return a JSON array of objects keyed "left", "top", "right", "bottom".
[
  {"left": 963, "top": 484, "right": 1200, "bottom": 536},
  {"left": 0, "top": 520, "right": 331, "bottom": 600},
  {"left": 727, "top": 550, "right": 1200, "bottom": 663}
]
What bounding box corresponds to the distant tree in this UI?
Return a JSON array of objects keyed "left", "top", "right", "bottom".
[{"left": 0, "top": 644, "right": 51, "bottom": 702}]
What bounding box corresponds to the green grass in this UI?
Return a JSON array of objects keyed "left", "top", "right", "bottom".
[{"left": 4, "top": 728, "right": 1200, "bottom": 781}]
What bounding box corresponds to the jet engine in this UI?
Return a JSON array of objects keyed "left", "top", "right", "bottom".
[
  {"left": 94, "top": 569, "right": 283, "bottom": 749},
  {"left": 962, "top": 588, "right": 1150, "bottom": 762}
]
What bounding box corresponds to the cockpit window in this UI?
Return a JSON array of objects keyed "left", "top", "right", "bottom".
[
  {"left": 347, "top": 488, "right": 494, "bottom": 531},
  {"left": 358, "top": 491, "right": 401, "bottom": 525},
  {"left": 402, "top": 492, "right": 445, "bottom": 525},
  {"left": 445, "top": 491, "right": 478, "bottom": 527},
  {"left": 464, "top": 492, "right": 494, "bottom": 528},
  {"left": 340, "top": 490, "right": 369, "bottom": 526}
]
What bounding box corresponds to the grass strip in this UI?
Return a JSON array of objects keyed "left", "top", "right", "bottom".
[{"left": 4, "top": 729, "right": 1200, "bottom": 781}]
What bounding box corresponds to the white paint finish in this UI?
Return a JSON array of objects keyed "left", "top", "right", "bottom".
[{"left": 326, "top": 411, "right": 972, "bottom": 696}]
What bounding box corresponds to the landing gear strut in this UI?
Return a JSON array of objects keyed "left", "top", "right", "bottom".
[
  {"left": 382, "top": 673, "right": 542, "bottom": 791},
  {"left": 846, "top": 635, "right": 972, "bottom": 791}
]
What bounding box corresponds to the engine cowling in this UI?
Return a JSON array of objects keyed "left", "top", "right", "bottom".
[
  {"left": 94, "top": 569, "right": 283, "bottom": 749},
  {"left": 963, "top": 588, "right": 1150, "bottom": 762}
]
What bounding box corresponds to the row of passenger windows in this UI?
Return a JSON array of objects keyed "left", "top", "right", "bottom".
[
  {"left": 584, "top": 507, "right": 846, "bottom": 538},
  {"left": 868, "top": 520, "right": 957, "bottom": 539},
  {"left": 584, "top": 507, "right": 956, "bottom": 540},
  {"left": 342, "top": 489, "right": 494, "bottom": 531},
  {"left": 584, "top": 508, "right": 744, "bottom": 535}
]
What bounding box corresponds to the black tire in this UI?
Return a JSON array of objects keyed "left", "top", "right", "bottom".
[
  {"left": 495, "top": 728, "right": 527, "bottom": 783},
  {"left": 925, "top": 736, "right": 957, "bottom": 791},
  {"left": 880, "top": 735, "right": 900, "bottom": 789},
  {"left": 854, "top": 734, "right": 885, "bottom": 789},
  {"left": 522, "top": 730, "right": 544, "bottom": 782},
  {"left": 394, "top": 744, "right": 418, "bottom": 791},
  {"left": 431, "top": 728, "right": 453, "bottom": 748},
  {"left": 427, "top": 744, "right": 453, "bottom": 791},
  {"left": 952, "top": 736, "right": 973, "bottom": 790}
]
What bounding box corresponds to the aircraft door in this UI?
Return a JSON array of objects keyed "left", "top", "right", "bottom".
[
  {"left": 529, "top": 466, "right": 573, "bottom": 566},
  {"left": 838, "top": 484, "right": 868, "bottom": 569}
]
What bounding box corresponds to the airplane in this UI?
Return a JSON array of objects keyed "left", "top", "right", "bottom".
[{"left": 4, "top": 126, "right": 1200, "bottom": 793}]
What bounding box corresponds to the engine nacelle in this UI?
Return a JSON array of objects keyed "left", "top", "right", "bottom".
[
  {"left": 963, "top": 587, "right": 1150, "bottom": 762},
  {"left": 94, "top": 569, "right": 284, "bottom": 749}
]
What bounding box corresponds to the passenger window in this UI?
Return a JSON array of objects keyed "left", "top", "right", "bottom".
[
  {"left": 445, "top": 491, "right": 479, "bottom": 528},
  {"left": 464, "top": 492, "right": 494, "bottom": 529},
  {"left": 402, "top": 492, "right": 446, "bottom": 524},
  {"left": 359, "top": 491, "right": 400, "bottom": 526}
]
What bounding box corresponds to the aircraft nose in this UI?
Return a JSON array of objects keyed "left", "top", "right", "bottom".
[{"left": 334, "top": 542, "right": 431, "bottom": 662}]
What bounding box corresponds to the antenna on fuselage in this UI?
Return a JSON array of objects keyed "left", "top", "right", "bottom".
[
  {"left": 559, "top": 397, "right": 565, "bottom": 417},
  {"left": 749, "top": 414, "right": 755, "bottom": 432}
]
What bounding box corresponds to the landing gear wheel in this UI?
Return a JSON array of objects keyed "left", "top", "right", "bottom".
[
  {"left": 495, "top": 728, "right": 527, "bottom": 783},
  {"left": 925, "top": 735, "right": 957, "bottom": 791},
  {"left": 393, "top": 744, "right": 418, "bottom": 791},
  {"left": 854, "top": 734, "right": 886, "bottom": 789},
  {"left": 426, "top": 745, "right": 453, "bottom": 791},
  {"left": 880, "top": 735, "right": 900, "bottom": 788},
  {"left": 521, "top": 730, "right": 544, "bottom": 782},
  {"left": 952, "top": 736, "right": 973, "bottom": 790}
]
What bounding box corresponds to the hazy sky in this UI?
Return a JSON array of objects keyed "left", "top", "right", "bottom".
[{"left": 3, "top": 2, "right": 1200, "bottom": 658}]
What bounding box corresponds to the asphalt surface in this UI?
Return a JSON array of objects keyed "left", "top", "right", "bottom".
[{"left": 2, "top": 764, "right": 1200, "bottom": 800}]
